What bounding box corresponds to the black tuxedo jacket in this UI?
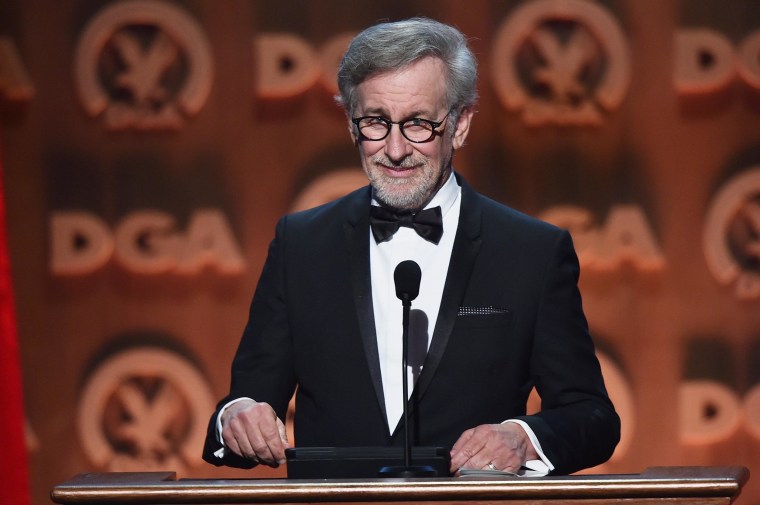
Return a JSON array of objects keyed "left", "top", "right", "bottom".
[{"left": 203, "top": 176, "right": 620, "bottom": 474}]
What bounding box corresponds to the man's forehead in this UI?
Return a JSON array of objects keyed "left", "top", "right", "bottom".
[{"left": 354, "top": 57, "right": 448, "bottom": 116}]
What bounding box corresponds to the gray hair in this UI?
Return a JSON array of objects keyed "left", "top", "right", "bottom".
[{"left": 336, "top": 17, "right": 478, "bottom": 119}]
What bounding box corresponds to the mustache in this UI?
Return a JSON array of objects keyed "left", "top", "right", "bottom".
[{"left": 370, "top": 155, "right": 422, "bottom": 168}]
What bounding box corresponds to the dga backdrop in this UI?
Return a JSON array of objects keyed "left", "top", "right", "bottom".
[{"left": 1, "top": 1, "right": 760, "bottom": 504}]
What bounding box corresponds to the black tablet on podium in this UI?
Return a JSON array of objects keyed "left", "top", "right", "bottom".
[{"left": 285, "top": 446, "right": 451, "bottom": 479}]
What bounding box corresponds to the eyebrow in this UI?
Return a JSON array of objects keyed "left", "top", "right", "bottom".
[{"left": 360, "top": 108, "right": 436, "bottom": 120}]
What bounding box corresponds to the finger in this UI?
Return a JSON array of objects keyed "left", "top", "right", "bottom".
[
  {"left": 243, "top": 403, "right": 284, "bottom": 465},
  {"left": 222, "top": 416, "right": 257, "bottom": 459},
  {"left": 454, "top": 425, "right": 517, "bottom": 471},
  {"left": 254, "top": 415, "right": 288, "bottom": 466},
  {"left": 224, "top": 403, "right": 281, "bottom": 464},
  {"left": 489, "top": 424, "right": 530, "bottom": 472},
  {"left": 220, "top": 429, "right": 244, "bottom": 458},
  {"left": 450, "top": 428, "right": 488, "bottom": 471},
  {"left": 277, "top": 417, "right": 289, "bottom": 446},
  {"left": 242, "top": 416, "right": 280, "bottom": 465},
  {"left": 271, "top": 418, "right": 289, "bottom": 464}
]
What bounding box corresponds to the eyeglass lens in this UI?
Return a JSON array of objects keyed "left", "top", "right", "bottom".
[{"left": 357, "top": 117, "right": 438, "bottom": 143}]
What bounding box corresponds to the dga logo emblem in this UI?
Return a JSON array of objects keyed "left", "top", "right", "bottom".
[
  {"left": 74, "top": 0, "right": 213, "bottom": 130},
  {"left": 704, "top": 168, "right": 760, "bottom": 301},
  {"left": 77, "top": 347, "right": 214, "bottom": 471},
  {"left": 491, "top": 0, "right": 630, "bottom": 126}
]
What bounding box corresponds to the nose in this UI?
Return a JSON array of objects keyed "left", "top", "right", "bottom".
[{"left": 383, "top": 123, "right": 413, "bottom": 163}]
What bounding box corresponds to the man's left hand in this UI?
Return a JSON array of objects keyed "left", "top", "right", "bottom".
[{"left": 449, "top": 423, "right": 539, "bottom": 474}]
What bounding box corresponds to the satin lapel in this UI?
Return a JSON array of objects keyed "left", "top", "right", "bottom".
[
  {"left": 344, "top": 187, "right": 389, "bottom": 430},
  {"left": 412, "top": 181, "right": 483, "bottom": 407}
]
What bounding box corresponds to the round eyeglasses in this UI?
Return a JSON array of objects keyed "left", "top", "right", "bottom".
[{"left": 351, "top": 111, "right": 451, "bottom": 143}]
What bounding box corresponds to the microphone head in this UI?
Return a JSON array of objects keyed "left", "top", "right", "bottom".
[{"left": 394, "top": 260, "right": 421, "bottom": 301}]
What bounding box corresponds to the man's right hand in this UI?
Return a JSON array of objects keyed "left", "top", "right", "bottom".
[{"left": 220, "top": 399, "right": 290, "bottom": 467}]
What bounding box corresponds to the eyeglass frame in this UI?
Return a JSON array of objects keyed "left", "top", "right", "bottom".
[{"left": 351, "top": 110, "right": 452, "bottom": 143}]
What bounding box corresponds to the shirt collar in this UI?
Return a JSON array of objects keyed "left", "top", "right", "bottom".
[{"left": 424, "top": 171, "right": 459, "bottom": 217}]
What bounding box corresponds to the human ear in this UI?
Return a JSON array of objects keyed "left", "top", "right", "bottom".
[
  {"left": 452, "top": 106, "right": 474, "bottom": 150},
  {"left": 347, "top": 116, "right": 359, "bottom": 146}
]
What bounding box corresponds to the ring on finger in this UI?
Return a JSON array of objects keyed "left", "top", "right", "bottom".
[{"left": 486, "top": 462, "right": 498, "bottom": 471}]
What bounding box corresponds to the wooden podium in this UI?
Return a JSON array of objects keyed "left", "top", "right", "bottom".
[{"left": 50, "top": 467, "right": 748, "bottom": 505}]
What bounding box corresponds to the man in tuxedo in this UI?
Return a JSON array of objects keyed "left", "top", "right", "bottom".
[{"left": 203, "top": 17, "right": 619, "bottom": 476}]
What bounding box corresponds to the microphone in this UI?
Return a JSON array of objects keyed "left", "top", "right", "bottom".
[
  {"left": 394, "top": 260, "right": 421, "bottom": 303},
  {"left": 379, "top": 260, "right": 437, "bottom": 478}
]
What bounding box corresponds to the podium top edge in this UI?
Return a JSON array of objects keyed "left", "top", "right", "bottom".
[{"left": 50, "top": 466, "right": 750, "bottom": 505}]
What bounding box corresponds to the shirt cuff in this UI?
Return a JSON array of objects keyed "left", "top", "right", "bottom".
[
  {"left": 502, "top": 419, "right": 555, "bottom": 474},
  {"left": 213, "top": 397, "right": 254, "bottom": 459}
]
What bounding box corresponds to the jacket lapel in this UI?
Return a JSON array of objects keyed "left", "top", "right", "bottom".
[
  {"left": 397, "top": 178, "right": 484, "bottom": 434},
  {"left": 343, "top": 187, "right": 390, "bottom": 432},
  {"left": 345, "top": 178, "right": 484, "bottom": 440}
]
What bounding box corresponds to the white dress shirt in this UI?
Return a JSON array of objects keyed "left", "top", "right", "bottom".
[{"left": 370, "top": 172, "right": 460, "bottom": 431}]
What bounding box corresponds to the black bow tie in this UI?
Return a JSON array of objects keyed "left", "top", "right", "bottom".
[{"left": 369, "top": 205, "right": 444, "bottom": 245}]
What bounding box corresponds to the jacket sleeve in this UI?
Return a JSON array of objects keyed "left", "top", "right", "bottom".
[
  {"left": 516, "top": 230, "right": 620, "bottom": 474},
  {"left": 202, "top": 216, "right": 297, "bottom": 468}
]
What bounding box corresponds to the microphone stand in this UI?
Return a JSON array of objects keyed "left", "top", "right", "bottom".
[
  {"left": 378, "top": 292, "right": 437, "bottom": 478},
  {"left": 401, "top": 292, "right": 412, "bottom": 469}
]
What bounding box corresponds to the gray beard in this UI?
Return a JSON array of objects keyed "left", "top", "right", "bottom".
[
  {"left": 367, "top": 157, "right": 451, "bottom": 211},
  {"left": 370, "top": 174, "right": 437, "bottom": 210}
]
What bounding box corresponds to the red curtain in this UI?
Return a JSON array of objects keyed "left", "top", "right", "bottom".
[{"left": 0, "top": 132, "right": 30, "bottom": 505}]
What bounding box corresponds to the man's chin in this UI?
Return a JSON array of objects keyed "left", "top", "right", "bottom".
[{"left": 374, "top": 186, "right": 427, "bottom": 211}]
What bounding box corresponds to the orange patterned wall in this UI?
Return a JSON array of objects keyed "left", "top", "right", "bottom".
[{"left": 1, "top": 1, "right": 760, "bottom": 504}]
